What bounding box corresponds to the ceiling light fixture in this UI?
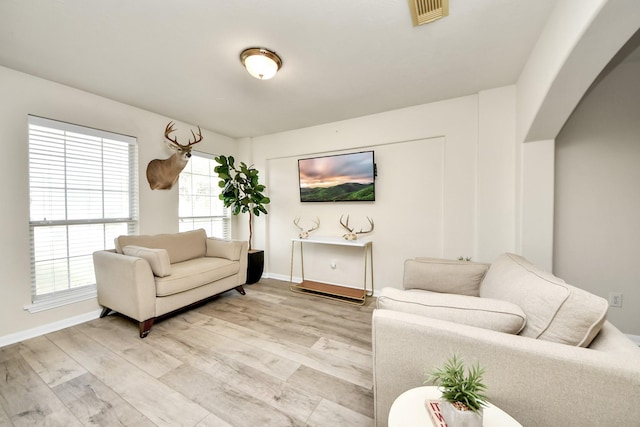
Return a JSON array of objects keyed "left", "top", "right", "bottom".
[{"left": 240, "top": 47, "right": 283, "bottom": 80}]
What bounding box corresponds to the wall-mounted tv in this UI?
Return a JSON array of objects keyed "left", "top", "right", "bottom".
[{"left": 298, "top": 151, "right": 376, "bottom": 202}]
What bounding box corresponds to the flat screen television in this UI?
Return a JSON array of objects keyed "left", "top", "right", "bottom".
[{"left": 298, "top": 151, "right": 376, "bottom": 202}]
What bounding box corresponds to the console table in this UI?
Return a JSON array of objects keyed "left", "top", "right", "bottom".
[{"left": 289, "top": 236, "right": 373, "bottom": 305}]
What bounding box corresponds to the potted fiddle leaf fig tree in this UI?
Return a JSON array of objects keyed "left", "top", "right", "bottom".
[
  {"left": 425, "top": 353, "right": 488, "bottom": 427},
  {"left": 214, "top": 155, "right": 270, "bottom": 284}
]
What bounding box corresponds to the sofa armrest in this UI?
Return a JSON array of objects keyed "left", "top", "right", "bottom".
[
  {"left": 205, "top": 238, "right": 248, "bottom": 284},
  {"left": 92, "top": 250, "right": 156, "bottom": 322},
  {"left": 372, "top": 309, "right": 640, "bottom": 427},
  {"left": 403, "top": 258, "right": 488, "bottom": 296}
]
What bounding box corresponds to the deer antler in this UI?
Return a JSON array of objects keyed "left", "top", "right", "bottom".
[
  {"left": 164, "top": 121, "right": 203, "bottom": 148},
  {"left": 308, "top": 217, "right": 320, "bottom": 232},
  {"left": 164, "top": 122, "right": 179, "bottom": 145},
  {"left": 294, "top": 217, "right": 320, "bottom": 239},
  {"left": 339, "top": 215, "right": 354, "bottom": 233},
  {"left": 340, "top": 215, "right": 373, "bottom": 240},
  {"left": 188, "top": 127, "right": 203, "bottom": 146},
  {"left": 357, "top": 217, "right": 374, "bottom": 234}
]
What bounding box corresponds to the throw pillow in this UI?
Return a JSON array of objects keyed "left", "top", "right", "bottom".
[
  {"left": 122, "top": 245, "right": 172, "bottom": 277},
  {"left": 206, "top": 238, "right": 242, "bottom": 261},
  {"left": 480, "top": 253, "right": 608, "bottom": 347},
  {"left": 116, "top": 229, "right": 207, "bottom": 263},
  {"left": 403, "top": 258, "right": 489, "bottom": 296}
]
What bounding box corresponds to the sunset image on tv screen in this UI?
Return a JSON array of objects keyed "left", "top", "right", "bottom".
[{"left": 298, "top": 151, "right": 375, "bottom": 202}]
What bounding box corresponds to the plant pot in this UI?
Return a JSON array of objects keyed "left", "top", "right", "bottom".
[
  {"left": 440, "top": 401, "right": 483, "bottom": 427},
  {"left": 246, "top": 249, "right": 264, "bottom": 284}
]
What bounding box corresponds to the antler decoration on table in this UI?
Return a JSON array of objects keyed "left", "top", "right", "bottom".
[
  {"left": 339, "top": 215, "right": 374, "bottom": 240},
  {"left": 293, "top": 217, "right": 320, "bottom": 239}
]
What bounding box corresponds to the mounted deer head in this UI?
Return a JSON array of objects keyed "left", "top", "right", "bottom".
[
  {"left": 146, "top": 121, "right": 203, "bottom": 190},
  {"left": 339, "top": 215, "right": 374, "bottom": 240},
  {"left": 293, "top": 217, "right": 320, "bottom": 239}
]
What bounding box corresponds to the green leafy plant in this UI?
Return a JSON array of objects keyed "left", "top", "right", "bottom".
[
  {"left": 214, "top": 155, "right": 270, "bottom": 250},
  {"left": 425, "top": 353, "right": 488, "bottom": 413}
]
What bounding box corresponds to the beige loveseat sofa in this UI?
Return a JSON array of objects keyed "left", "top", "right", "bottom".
[
  {"left": 373, "top": 253, "right": 640, "bottom": 426},
  {"left": 93, "top": 229, "right": 248, "bottom": 338}
]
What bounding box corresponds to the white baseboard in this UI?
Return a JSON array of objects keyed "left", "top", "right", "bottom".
[
  {"left": 264, "top": 272, "right": 299, "bottom": 283},
  {"left": 0, "top": 309, "right": 102, "bottom": 348}
]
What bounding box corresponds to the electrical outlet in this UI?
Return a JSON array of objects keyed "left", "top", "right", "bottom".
[{"left": 609, "top": 292, "right": 623, "bottom": 308}]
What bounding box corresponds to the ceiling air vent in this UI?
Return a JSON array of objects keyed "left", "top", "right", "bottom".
[{"left": 409, "top": 0, "right": 449, "bottom": 26}]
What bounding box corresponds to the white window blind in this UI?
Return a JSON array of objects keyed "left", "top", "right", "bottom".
[
  {"left": 27, "top": 115, "right": 138, "bottom": 311},
  {"left": 178, "top": 152, "right": 230, "bottom": 239}
]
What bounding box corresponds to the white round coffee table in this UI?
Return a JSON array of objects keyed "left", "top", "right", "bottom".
[{"left": 388, "top": 386, "right": 522, "bottom": 427}]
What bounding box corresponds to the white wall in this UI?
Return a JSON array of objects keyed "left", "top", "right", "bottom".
[
  {"left": 519, "top": 140, "right": 556, "bottom": 270},
  {"left": 513, "top": 0, "right": 640, "bottom": 271},
  {"left": 516, "top": 0, "right": 640, "bottom": 143},
  {"left": 477, "top": 86, "right": 517, "bottom": 261},
  {"left": 267, "top": 137, "right": 446, "bottom": 289},
  {"left": 516, "top": 0, "right": 607, "bottom": 143},
  {"left": 554, "top": 59, "right": 640, "bottom": 335},
  {"left": 249, "top": 87, "right": 519, "bottom": 291},
  {"left": 0, "top": 66, "right": 237, "bottom": 340}
]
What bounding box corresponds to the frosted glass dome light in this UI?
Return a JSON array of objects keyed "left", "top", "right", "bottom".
[{"left": 240, "top": 47, "right": 283, "bottom": 80}]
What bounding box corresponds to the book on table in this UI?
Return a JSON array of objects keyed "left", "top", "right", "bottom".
[{"left": 424, "top": 399, "right": 448, "bottom": 427}]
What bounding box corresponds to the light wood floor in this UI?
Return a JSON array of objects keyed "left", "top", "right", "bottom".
[{"left": 0, "top": 279, "right": 376, "bottom": 426}]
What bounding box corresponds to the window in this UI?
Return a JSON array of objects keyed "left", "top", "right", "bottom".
[
  {"left": 27, "top": 115, "right": 137, "bottom": 312},
  {"left": 179, "top": 152, "right": 230, "bottom": 239}
]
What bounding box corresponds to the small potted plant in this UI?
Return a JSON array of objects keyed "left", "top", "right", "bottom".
[
  {"left": 425, "top": 353, "right": 488, "bottom": 427},
  {"left": 214, "top": 155, "right": 270, "bottom": 284}
]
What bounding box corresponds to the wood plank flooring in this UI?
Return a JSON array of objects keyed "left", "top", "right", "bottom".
[{"left": 0, "top": 279, "right": 376, "bottom": 426}]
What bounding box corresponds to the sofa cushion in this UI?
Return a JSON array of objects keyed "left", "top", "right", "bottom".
[
  {"left": 115, "top": 229, "right": 207, "bottom": 263},
  {"left": 377, "top": 287, "right": 526, "bottom": 334},
  {"left": 122, "top": 245, "right": 172, "bottom": 277},
  {"left": 480, "top": 253, "right": 608, "bottom": 347},
  {"left": 155, "top": 257, "right": 240, "bottom": 297},
  {"left": 403, "top": 258, "right": 489, "bottom": 296}
]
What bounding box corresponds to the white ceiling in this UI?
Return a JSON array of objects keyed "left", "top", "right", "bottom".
[{"left": 0, "top": 0, "right": 558, "bottom": 138}]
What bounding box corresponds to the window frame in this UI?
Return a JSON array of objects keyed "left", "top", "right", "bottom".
[
  {"left": 26, "top": 115, "right": 138, "bottom": 313},
  {"left": 178, "top": 151, "right": 231, "bottom": 239}
]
